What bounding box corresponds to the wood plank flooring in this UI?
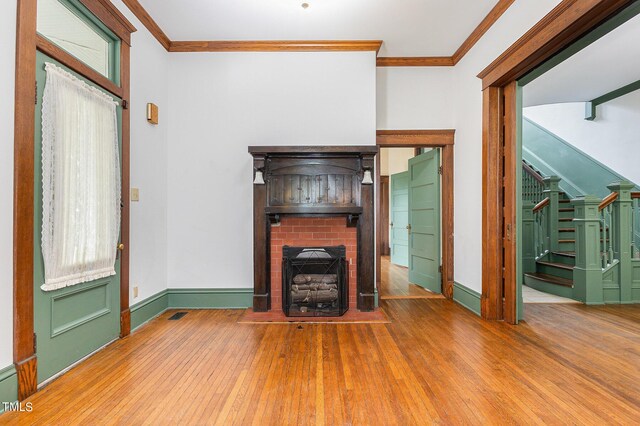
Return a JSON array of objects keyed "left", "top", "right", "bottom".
[
  {"left": 379, "top": 256, "right": 444, "bottom": 299},
  {"left": 1, "top": 300, "right": 639, "bottom": 424}
]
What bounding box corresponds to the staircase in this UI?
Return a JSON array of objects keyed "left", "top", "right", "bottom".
[
  {"left": 521, "top": 160, "right": 640, "bottom": 304},
  {"left": 524, "top": 190, "right": 576, "bottom": 298}
]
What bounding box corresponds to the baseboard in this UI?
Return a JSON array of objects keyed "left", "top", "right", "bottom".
[
  {"left": 0, "top": 365, "right": 18, "bottom": 414},
  {"left": 130, "top": 288, "right": 253, "bottom": 331},
  {"left": 168, "top": 288, "right": 252, "bottom": 309},
  {"left": 453, "top": 282, "right": 481, "bottom": 316},
  {"left": 130, "top": 290, "right": 169, "bottom": 331}
]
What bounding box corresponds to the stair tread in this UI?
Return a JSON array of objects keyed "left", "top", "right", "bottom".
[
  {"left": 537, "top": 260, "right": 573, "bottom": 271},
  {"left": 559, "top": 218, "right": 573, "bottom": 222},
  {"left": 524, "top": 272, "right": 573, "bottom": 288},
  {"left": 559, "top": 208, "right": 575, "bottom": 212},
  {"left": 559, "top": 228, "right": 575, "bottom": 232},
  {"left": 559, "top": 199, "right": 571, "bottom": 204},
  {"left": 552, "top": 251, "right": 576, "bottom": 258}
]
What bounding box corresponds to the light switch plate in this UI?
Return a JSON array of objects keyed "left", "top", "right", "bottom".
[
  {"left": 133, "top": 286, "right": 138, "bottom": 298},
  {"left": 131, "top": 188, "right": 140, "bottom": 202}
]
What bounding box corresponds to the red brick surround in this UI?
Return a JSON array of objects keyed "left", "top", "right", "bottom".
[{"left": 270, "top": 217, "right": 357, "bottom": 311}]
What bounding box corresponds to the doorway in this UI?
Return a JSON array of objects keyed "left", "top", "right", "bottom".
[
  {"left": 376, "top": 131, "right": 455, "bottom": 301},
  {"left": 34, "top": 51, "right": 122, "bottom": 384}
]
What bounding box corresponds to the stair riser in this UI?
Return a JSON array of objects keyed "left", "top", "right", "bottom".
[
  {"left": 549, "top": 254, "right": 576, "bottom": 267},
  {"left": 558, "top": 210, "right": 575, "bottom": 220},
  {"left": 537, "top": 264, "right": 573, "bottom": 280},
  {"left": 558, "top": 241, "right": 576, "bottom": 251}
]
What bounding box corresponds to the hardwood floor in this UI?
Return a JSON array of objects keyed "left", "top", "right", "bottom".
[
  {"left": 379, "top": 255, "right": 444, "bottom": 299},
  {"left": 2, "top": 301, "right": 639, "bottom": 424}
]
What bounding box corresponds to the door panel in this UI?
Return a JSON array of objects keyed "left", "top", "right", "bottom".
[
  {"left": 408, "top": 150, "right": 441, "bottom": 293},
  {"left": 390, "top": 172, "right": 409, "bottom": 267},
  {"left": 34, "top": 51, "right": 121, "bottom": 383}
]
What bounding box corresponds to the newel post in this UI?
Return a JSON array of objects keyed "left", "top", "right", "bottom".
[
  {"left": 522, "top": 201, "right": 536, "bottom": 273},
  {"left": 607, "top": 181, "right": 635, "bottom": 303},
  {"left": 572, "top": 196, "right": 603, "bottom": 304},
  {"left": 543, "top": 176, "right": 561, "bottom": 252}
]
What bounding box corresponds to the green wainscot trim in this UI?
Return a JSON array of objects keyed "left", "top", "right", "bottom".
[
  {"left": 130, "top": 290, "right": 169, "bottom": 331},
  {"left": 168, "top": 288, "right": 253, "bottom": 309},
  {"left": 374, "top": 287, "right": 379, "bottom": 308},
  {"left": 453, "top": 282, "right": 481, "bottom": 316},
  {"left": 0, "top": 365, "right": 18, "bottom": 414}
]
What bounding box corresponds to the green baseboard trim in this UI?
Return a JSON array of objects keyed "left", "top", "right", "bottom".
[
  {"left": 168, "top": 288, "right": 252, "bottom": 309},
  {"left": 0, "top": 365, "right": 18, "bottom": 414},
  {"left": 453, "top": 282, "right": 481, "bottom": 316},
  {"left": 130, "top": 288, "right": 253, "bottom": 330},
  {"left": 130, "top": 290, "right": 169, "bottom": 331}
]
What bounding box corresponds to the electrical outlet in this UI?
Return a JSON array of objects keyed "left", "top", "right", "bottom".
[
  {"left": 133, "top": 286, "right": 138, "bottom": 298},
  {"left": 131, "top": 188, "right": 140, "bottom": 202}
]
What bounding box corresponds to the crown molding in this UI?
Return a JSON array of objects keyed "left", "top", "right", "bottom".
[
  {"left": 121, "top": 0, "right": 170, "bottom": 50},
  {"left": 169, "top": 40, "right": 383, "bottom": 53},
  {"left": 378, "top": 0, "right": 515, "bottom": 67},
  {"left": 451, "top": 0, "right": 515, "bottom": 64},
  {"left": 122, "top": 0, "right": 514, "bottom": 65},
  {"left": 376, "top": 56, "right": 454, "bottom": 67}
]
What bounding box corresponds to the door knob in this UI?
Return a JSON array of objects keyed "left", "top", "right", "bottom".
[
  {"left": 406, "top": 224, "right": 412, "bottom": 234},
  {"left": 390, "top": 222, "right": 394, "bottom": 227},
  {"left": 117, "top": 243, "right": 125, "bottom": 251}
]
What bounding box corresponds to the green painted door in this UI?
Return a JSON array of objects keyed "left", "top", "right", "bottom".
[
  {"left": 390, "top": 172, "right": 409, "bottom": 267},
  {"left": 34, "top": 51, "right": 122, "bottom": 383},
  {"left": 408, "top": 150, "right": 441, "bottom": 293}
]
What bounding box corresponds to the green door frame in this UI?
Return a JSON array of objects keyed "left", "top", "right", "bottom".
[{"left": 13, "top": 0, "right": 135, "bottom": 400}]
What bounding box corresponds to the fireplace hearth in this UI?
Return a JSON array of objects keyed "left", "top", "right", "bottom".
[{"left": 282, "top": 246, "right": 348, "bottom": 317}]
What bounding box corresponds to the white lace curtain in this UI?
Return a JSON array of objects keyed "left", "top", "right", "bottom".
[{"left": 41, "top": 62, "right": 121, "bottom": 291}]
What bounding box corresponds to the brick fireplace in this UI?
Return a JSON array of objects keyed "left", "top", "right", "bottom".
[
  {"left": 249, "top": 146, "right": 377, "bottom": 314},
  {"left": 270, "top": 217, "right": 357, "bottom": 311}
]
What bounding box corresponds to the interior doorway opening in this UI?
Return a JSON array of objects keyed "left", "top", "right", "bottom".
[{"left": 375, "top": 130, "right": 455, "bottom": 303}]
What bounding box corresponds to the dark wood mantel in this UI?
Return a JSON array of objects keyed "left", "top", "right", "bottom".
[{"left": 249, "top": 145, "right": 377, "bottom": 312}]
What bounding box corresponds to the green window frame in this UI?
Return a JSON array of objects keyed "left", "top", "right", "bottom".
[{"left": 37, "top": 0, "right": 121, "bottom": 85}]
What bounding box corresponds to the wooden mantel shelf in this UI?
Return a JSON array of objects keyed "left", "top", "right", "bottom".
[
  {"left": 265, "top": 206, "right": 363, "bottom": 215},
  {"left": 248, "top": 146, "right": 378, "bottom": 155}
]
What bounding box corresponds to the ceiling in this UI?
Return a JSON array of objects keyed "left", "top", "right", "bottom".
[
  {"left": 523, "top": 12, "right": 640, "bottom": 107},
  {"left": 136, "top": 0, "right": 499, "bottom": 57}
]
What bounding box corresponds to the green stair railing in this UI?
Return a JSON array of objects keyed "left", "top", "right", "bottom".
[
  {"left": 522, "top": 161, "right": 545, "bottom": 204},
  {"left": 573, "top": 182, "right": 638, "bottom": 304}
]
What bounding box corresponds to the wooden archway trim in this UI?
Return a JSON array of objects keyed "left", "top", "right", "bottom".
[
  {"left": 376, "top": 130, "right": 455, "bottom": 300},
  {"left": 478, "top": 0, "right": 633, "bottom": 324},
  {"left": 13, "top": 0, "right": 136, "bottom": 400}
]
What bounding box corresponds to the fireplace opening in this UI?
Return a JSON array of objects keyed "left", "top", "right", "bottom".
[{"left": 282, "top": 246, "right": 349, "bottom": 317}]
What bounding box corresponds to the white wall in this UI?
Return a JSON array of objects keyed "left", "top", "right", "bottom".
[
  {"left": 377, "top": 67, "right": 454, "bottom": 129},
  {"left": 0, "top": 0, "right": 17, "bottom": 369},
  {"left": 112, "top": 1, "right": 171, "bottom": 303},
  {"left": 166, "top": 52, "right": 376, "bottom": 289},
  {"left": 451, "top": 0, "right": 562, "bottom": 292},
  {"left": 380, "top": 147, "right": 414, "bottom": 176},
  {"left": 524, "top": 94, "right": 640, "bottom": 185}
]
